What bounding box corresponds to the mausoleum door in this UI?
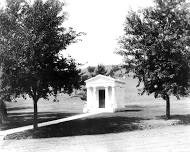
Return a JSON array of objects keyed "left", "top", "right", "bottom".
[{"left": 99, "top": 89, "right": 105, "bottom": 108}]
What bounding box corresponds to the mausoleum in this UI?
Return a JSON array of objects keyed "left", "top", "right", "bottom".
[{"left": 83, "top": 74, "right": 126, "bottom": 113}]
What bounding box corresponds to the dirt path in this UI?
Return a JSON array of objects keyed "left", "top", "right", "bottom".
[{"left": 1, "top": 125, "right": 190, "bottom": 152}]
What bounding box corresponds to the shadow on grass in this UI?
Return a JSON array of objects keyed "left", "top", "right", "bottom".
[
  {"left": 4, "top": 115, "right": 148, "bottom": 140},
  {"left": 7, "top": 106, "right": 32, "bottom": 111},
  {"left": 157, "top": 114, "right": 190, "bottom": 125},
  {"left": 125, "top": 105, "right": 144, "bottom": 109},
  {"left": 117, "top": 105, "right": 144, "bottom": 112},
  {"left": 118, "top": 109, "right": 142, "bottom": 112},
  {"left": 0, "top": 112, "right": 79, "bottom": 131}
]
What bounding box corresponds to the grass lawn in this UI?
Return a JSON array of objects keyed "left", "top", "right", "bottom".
[
  {"left": 2, "top": 77, "right": 190, "bottom": 140},
  {"left": 4, "top": 97, "right": 190, "bottom": 140}
]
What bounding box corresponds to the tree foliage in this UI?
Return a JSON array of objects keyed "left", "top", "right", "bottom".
[
  {"left": 95, "top": 64, "right": 108, "bottom": 76},
  {"left": 108, "top": 65, "right": 121, "bottom": 77},
  {"left": 118, "top": 0, "right": 190, "bottom": 118},
  {"left": 83, "top": 64, "right": 108, "bottom": 82},
  {"left": 0, "top": 0, "right": 83, "bottom": 128},
  {"left": 87, "top": 66, "right": 96, "bottom": 74},
  {"left": 84, "top": 64, "right": 121, "bottom": 80}
]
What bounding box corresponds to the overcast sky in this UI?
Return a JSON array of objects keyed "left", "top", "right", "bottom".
[
  {"left": 63, "top": 0, "right": 153, "bottom": 68},
  {"left": 0, "top": 0, "right": 153, "bottom": 68}
]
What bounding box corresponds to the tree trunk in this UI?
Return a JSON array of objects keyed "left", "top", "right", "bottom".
[
  {"left": 0, "top": 101, "right": 7, "bottom": 124},
  {"left": 33, "top": 99, "right": 38, "bottom": 130},
  {"left": 165, "top": 95, "right": 170, "bottom": 119}
]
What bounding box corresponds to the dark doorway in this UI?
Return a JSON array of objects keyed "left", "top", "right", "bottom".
[{"left": 99, "top": 89, "right": 105, "bottom": 108}]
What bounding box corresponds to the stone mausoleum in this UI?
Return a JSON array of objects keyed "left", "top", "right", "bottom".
[{"left": 83, "top": 74, "right": 126, "bottom": 113}]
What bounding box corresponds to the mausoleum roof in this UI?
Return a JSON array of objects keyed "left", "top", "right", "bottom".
[{"left": 85, "top": 74, "right": 126, "bottom": 85}]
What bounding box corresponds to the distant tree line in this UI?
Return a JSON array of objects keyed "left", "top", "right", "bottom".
[{"left": 81, "top": 64, "right": 123, "bottom": 82}]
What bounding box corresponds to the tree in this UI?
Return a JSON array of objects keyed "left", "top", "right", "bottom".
[
  {"left": 87, "top": 66, "right": 96, "bottom": 74},
  {"left": 118, "top": 0, "right": 190, "bottom": 119},
  {"left": 0, "top": 100, "right": 7, "bottom": 124},
  {"left": 95, "top": 64, "right": 108, "bottom": 76},
  {"left": 82, "top": 64, "right": 108, "bottom": 82},
  {"left": 108, "top": 65, "right": 120, "bottom": 78},
  {"left": 87, "top": 66, "right": 96, "bottom": 78},
  {"left": 0, "top": 0, "right": 82, "bottom": 129}
]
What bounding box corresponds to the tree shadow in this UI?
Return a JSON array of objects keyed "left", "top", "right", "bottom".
[
  {"left": 157, "top": 114, "right": 190, "bottom": 125},
  {"left": 0, "top": 112, "right": 79, "bottom": 130},
  {"left": 7, "top": 106, "right": 32, "bottom": 111},
  {"left": 125, "top": 105, "right": 144, "bottom": 109},
  {"left": 4, "top": 115, "right": 149, "bottom": 139},
  {"left": 116, "top": 105, "right": 143, "bottom": 112},
  {"left": 118, "top": 109, "right": 142, "bottom": 112}
]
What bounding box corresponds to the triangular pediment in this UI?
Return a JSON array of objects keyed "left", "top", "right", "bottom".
[{"left": 85, "top": 74, "right": 115, "bottom": 85}]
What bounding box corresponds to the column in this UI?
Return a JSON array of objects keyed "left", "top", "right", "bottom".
[
  {"left": 86, "top": 87, "right": 91, "bottom": 108},
  {"left": 105, "top": 86, "right": 109, "bottom": 110},
  {"left": 84, "top": 87, "right": 91, "bottom": 113},
  {"left": 112, "top": 86, "right": 116, "bottom": 111},
  {"left": 92, "top": 87, "right": 97, "bottom": 111}
]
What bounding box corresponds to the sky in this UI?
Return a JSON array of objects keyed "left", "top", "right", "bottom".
[
  {"left": 63, "top": 0, "right": 153, "bottom": 68},
  {"left": 0, "top": 0, "right": 153, "bottom": 68}
]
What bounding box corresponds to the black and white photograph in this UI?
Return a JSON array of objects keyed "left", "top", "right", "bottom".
[{"left": 0, "top": 0, "right": 190, "bottom": 151}]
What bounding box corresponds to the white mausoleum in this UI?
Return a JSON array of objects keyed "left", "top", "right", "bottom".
[{"left": 83, "top": 74, "right": 126, "bottom": 113}]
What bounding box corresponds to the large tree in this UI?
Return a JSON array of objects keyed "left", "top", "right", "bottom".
[
  {"left": 118, "top": 0, "right": 190, "bottom": 119},
  {"left": 0, "top": 0, "right": 82, "bottom": 129}
]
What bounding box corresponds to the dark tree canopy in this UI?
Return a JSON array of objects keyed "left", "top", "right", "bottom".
[
  {"left": 95, "top": 64, "right": 108, "bottom": 76},
  {"left": 87, "top": 66, "right": 96, "bottom": 74},
  {"left": 118, "top": 0, "right": 190, "bottom": 118},
  {"left": 108, "top": 65, "right": 121, "bottom": 78},
  {"left": 0, "top": 0, "right": 83, "bottom": 128}
]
